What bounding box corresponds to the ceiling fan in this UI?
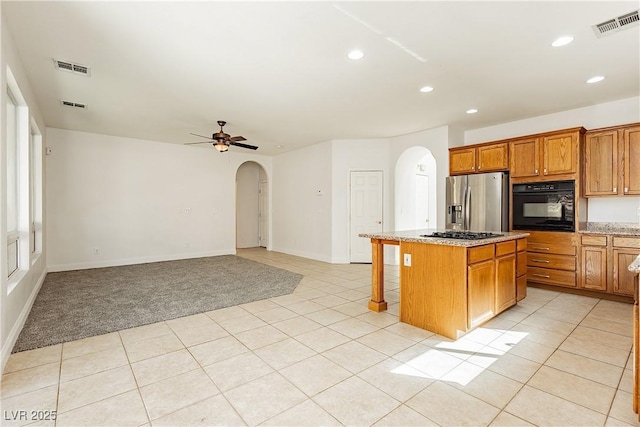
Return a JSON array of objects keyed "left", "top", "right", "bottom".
[{"left": 185, "top": 121, "right": 258, "bottom": 152}]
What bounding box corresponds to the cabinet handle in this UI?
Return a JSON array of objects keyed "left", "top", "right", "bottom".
[
  {"left": 613, "top": 187, "right": 617, "bottom": 192},
  {"left": 533, "top": 273, "right": 551, "bottom": 278},
  {"left": 625, "top": 187, "right": 629, "bottom": 193},
  {"left": 543, "top": 168, "right": 547, "bottom": 175},
  {"left": 534, "top": 169, "right": 538, "bottom": 174},
  {"left": 532, "top": 259, "right": 550, "bottom": 263},
  {"left": 531, "top": 247, "right": 550, "bottom": 251},
  {"left": 472, "top": 166, "right": 475, "bottom": 170}
]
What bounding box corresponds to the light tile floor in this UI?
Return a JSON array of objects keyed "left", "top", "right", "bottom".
[{"left": 2, "top": 248, "right": 639, "bottom": 426}]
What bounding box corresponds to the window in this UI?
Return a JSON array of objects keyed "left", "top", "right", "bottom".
[
  {"left": 6, "top": 88, "right": 19, "bottom": 277},
  {"left": 29, "top": 123, "right": 43, "bottom": 257},
  {"left": 5, "top": 68, "right": 35, "bottom": 286}
]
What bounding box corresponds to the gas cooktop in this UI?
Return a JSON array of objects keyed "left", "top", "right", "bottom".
[{"left": 421, "top": 231, "right": 503, "bottom": 240}]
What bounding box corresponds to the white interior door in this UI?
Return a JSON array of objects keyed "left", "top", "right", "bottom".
[
  {"left": 415, "top": 174, "right": 429, "bottom": 229},
  {"left": 350, "top": 171, "right": 383, "bottom": 263},
  {"left": 258, "top": 181, "right": 268, "bottom": 248}
]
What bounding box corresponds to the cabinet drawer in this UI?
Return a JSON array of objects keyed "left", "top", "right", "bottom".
[
  {"left": 517, "top": 238, "right": 527, "bottom": 252},
  {"left": 527, "top": 253, "right": 576, "bottom": 271},
  {"left": 528, "top": 267, "right": 577, "bottom": 288},
  {"left": 496, "top": 241, "right": 516, "bottom": 257},
  {"left": 468, "top": 244, "right": 494, "bottom": 264},
  {"left": 581, "top": 235, "right": 607, "bottom": 246},
  {"left": 528, "top": 242, "right": 576, "bottom": 256},
  {"left": 613, "top": 236, "right": 640, "bottom": 249}
]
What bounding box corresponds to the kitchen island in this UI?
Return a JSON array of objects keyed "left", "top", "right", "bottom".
[{"left": 359, "top": 230, "right": 529, "bottom": 339}]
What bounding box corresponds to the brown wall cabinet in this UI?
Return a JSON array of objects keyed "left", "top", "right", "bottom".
[
  {"left": 584, "top": 124, "right": 640, "bottom": 197},
  {"left": 449, "top": 143, "right": 508, "bottom": 175},
  {"left": 510, "top": 130, "right": 582, "bottom": 180}
]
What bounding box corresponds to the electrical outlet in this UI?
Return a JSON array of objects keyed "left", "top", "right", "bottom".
[{"left": 403, "top": 253, "right": 412, "bottom": 267}]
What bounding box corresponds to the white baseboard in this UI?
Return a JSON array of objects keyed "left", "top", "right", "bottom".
[
  {"left": 1, "top": 268, "right": 47, "bottom": 371},
  {"left": 270, "top": 246, "right": 333, "bottom": 263},
  {"left": 47, "top": 249, "right": 236, "bottom": 272}
]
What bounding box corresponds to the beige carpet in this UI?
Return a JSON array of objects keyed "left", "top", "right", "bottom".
[{"left": 12, "top": 255, "right": 302, "bottom": 353}]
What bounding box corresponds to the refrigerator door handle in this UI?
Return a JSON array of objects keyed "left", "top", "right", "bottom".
[{"left": 465, "top": 185, "right": 471, "bottom": 230}]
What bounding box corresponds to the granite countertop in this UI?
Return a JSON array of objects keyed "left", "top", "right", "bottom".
[
  {"left": 579, "top": 222, "right": 640, "bottom": 236},
  {"left": 358, "top": 229, "right": 529, "bottom": 247}
]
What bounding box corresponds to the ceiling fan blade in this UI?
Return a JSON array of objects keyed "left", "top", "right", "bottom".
[
  {"left": 229, "top": 136, "right": 247, "bottom": 142},
  {"left": 230, "top": 141, "right": 258, "bottom": 150},
  {"left": 189, "top": 133, "right": 214, "bottom": 140},
  {"left": 184, "top": 141, "right": 212, "bottom": 145}
]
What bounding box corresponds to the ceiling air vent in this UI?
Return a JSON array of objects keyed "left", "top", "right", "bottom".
[
  {"left": 53, "top": 59, "right": 91, "bottom": 76},
  {"left": 592, "top": 10, "right": 639, "bottom": 38},
  {"left": 60, "top": 100, "right": 87, "bottom": 109}
]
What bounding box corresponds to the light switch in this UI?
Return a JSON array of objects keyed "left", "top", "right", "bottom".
[{"left": 403, "top": 253, "right": 412, "bottom": 267}]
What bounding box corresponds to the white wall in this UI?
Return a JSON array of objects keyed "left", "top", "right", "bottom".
[
  {"left": 45, "top": 128, "right": 273, "bottom": 271},
  {"left": 464, "top": 97, "right": 640, "bottom": 145},
  {"left": 236, "top": 162, "right": 260, "bottom": 248},
  {"left": 272, "top": 141, "right": 333, "bottom": 262},
  {"left": 330, "top": 139, "right": 391, "bottom": 263},
  {"left": 1, "top": 13, "right": 48, "bottom": 368},
  {"left": 464, "top": 97, "right": 640, "bottom": 224}
]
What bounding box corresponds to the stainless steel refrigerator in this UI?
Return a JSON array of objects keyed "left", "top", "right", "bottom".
[{"left": 445, "top": 172, "right": 509, "bottom": 232}]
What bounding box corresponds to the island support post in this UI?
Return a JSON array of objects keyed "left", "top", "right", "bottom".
[{"left": 367, "top": 238, "right": 398, "bottom": 312}]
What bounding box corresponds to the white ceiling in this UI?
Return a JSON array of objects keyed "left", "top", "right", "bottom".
[{"left": 3, "top": 1, "right": 639, "bottom": 155}]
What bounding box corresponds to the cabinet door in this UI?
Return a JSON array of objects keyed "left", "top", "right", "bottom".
[
  {"left": 477, "top": 143, "right": 508, "bottom": 172},
  {"left": 468, "top": 260, "right": 495, "bottom": 328},
  {"left": 584, "top": 130, "right": 618, "bottom": 196},
  {"left": 624, "top": 126, "right": 640, "bottom": 195},
  {"left": 581, "top": 246, "right": 607, "bottom": 291},
  {"left": 510, "top": 138, "right": 540, "bottom": 178},
  {"left": 613, "top": 249, "right": 640, "bottom": 296},
  {"left": 495, "top": 254, "right": 516, "bottom": 314},
  {"left": 450, "top": 148, "right": 476, "bottom": 175},
  {"left": 543, "top": 132, "right": 577, "bottom": 176}
]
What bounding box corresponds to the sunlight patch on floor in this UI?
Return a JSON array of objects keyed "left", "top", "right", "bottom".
[{"left": 391, "top": 327, "right": 529, "bottom": 386}]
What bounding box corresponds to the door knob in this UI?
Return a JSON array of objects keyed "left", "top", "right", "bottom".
[{"left": 376, "top": 221, "right": 382, "bottom": 224}]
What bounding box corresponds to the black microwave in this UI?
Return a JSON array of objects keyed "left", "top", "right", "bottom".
[{"left": 512, "top": 180, "right": 575, "bottom": 232}]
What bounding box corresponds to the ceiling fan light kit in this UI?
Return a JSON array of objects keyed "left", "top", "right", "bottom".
[{"left": 184, "top": 120, "right": 258, "bottom": 152}]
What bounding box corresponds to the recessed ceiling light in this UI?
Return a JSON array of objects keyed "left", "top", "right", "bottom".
[
  {"left": 466, "top": 108, "right": 478, "bottom": 114},
  {"left": 276, "top": 145, "right": 283, "bottom": 149},
  {"left": 586, "top": 76, "right": 605, "bottom": 84},
  {"left": 419, "top": 86, "right": 434, "bottom": 93},
  {"left": 551, "top": 36, "right": 574, "bottom": 47},
  {"left": 347, "top": 50, "right": 365, "bottom": 60}
]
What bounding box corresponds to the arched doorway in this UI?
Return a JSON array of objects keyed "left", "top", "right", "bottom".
[
  {"left": 395, "top": 147, "right": 437, "bottom": 231},
  {"left": 236, "top": 161, "right": 268, "bottom": 248}
]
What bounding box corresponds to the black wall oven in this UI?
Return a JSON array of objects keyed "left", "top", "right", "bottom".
[{"left": 512, "top": 180, "right": 575, "bottom": 232}]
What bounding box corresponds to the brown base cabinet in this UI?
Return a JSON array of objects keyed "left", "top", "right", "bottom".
[
  {"left": 581, "top": 246, "right": 607, "bottom": 291},
  {"left": 516, "top": 238, "right": 527, "bottom": 301},
  {"left": 615, "top": 249, "right": 640, "bottom": 297},
  {"left": 400, "top": 238, "right": 524, "bottom": 339},
  {"left": 578, "top": 234, "right": 640, "bottom": 297},
  {"left": 526, "top": 231, "right": 577, "bottom": 288}
]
